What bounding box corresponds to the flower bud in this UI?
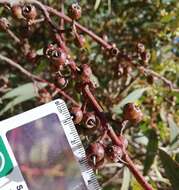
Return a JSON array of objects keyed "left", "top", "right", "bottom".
[
  {"left": 11, "top": 5, "right": 23, "bottom": 19},
  {"left": 123, "top": 103, "right": 143, "bottom": 124},
  {"left": 26, "top": 50, "right": 37, "bottom": 63},
  {"left": 70, "top": 106, "right": 83, "bottom": 124},
  {"left": 86, "top": 142, "right": 105, "bottom": 167},
  {"left": 44, "top": 45, "right": 67, "bottom": 66},
  {"left": 44, "top": 44, "right": 55, "bottom": 57},
  {"left": 22, "top": 4, "right": 37, "bottom": 20},
  {"left": 142, "top": 51, "right": 151, "bottom": 64},
  {"left": 0, "top": 17, "right": 10, "bottom": 31},
  {"left": 51, "top": 48, "right": 67, "bottom": 65},
  {"left": 137, "top": 43, "right": 145, "bottom": 53},
  {"left": 106, "top": 145, "right": 123, "bottom": 162},
  {"left": 81, "top": 64, "right": 92, "bottom": 83},
  {"left": 110, "top": 46, "right": 119, "bottom": 57},
  {"left": 83, "top": 112, "right": 100, "bottom": 129},
  {"left": 68, "top": 3, "right": 82, "bottom": 20},
  {"left": 56, "top": 77, "right": 68, "bottom": 88},
  {"left": 147, "top": 74, "right": 154, "bottom": 85},
  {"left": 82, "top": 64, "right": 92, "bottom": 77}
]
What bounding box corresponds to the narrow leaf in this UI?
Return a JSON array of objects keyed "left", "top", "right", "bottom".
[
  {"left": 90, "top": 73, "right": 100, "bottom": 88},
  {"left": 167, "top": 114, "right": 179, "bottom": 143},
  {"left": 143, "top": 129, "right": 158, "bottom": 175},
  {"left": 2, "top": 82, "right": 45, "bottom": 100},
  {"left": 121, "top": 167, "right": 131, "bottom": 190},
  {"left": 159, "top": 148, "right": 179, "bottom": 190},
  {"left": 94, "top": 0, "right": 101, "bottom": 10},
  {"left": 0, "top": 96, "right": 34, "bottom": 115},
  {"left": 0, "top": 82, "right": 47, "bottom": 115}
]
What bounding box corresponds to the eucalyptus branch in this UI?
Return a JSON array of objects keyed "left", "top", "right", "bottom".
[
  {"left": 0, "top": 54, "right": 79, "bottom": 106},
  {"left": 140, "top": 66, "right": 179, "bottom": 92},
  {"left": 26, "top": 0, "right": 60, "bottom": 31},
  {"left": 46, "top": 6, "right": 111, "bottom": 49},
  {"left": 6, "top": 29, "right": 21, "bottom": 44},
  {"left": 123, "top": 151, "right": 153, "bottom": 190},
  {"left": 0, "top": 54, "right": 40, "bottom": 81},
  {"left": 82, "top": 85, "right": 153, "bottom": 190}
]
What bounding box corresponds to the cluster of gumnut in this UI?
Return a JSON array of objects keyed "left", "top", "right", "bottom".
[
  {"left": 0, "top": 4, "right": 36, "bottom": 27},
  {"left": 136, "top": 43, "right": 155, "bottom": 85},
  {"left": 7, "top": 2, "right": 86, "bottom": 97},
  {"left": 71, "top": 102, "right": 143, "bottom": 169},
  {"left": 11, "top": 3, "right": 37, "bottom": 21},
  {"left": 10, "top": 2, "right": 82, "bottom": 21},
  {"left": 2, "top": 2, "right": 145, "bottom": 169}
]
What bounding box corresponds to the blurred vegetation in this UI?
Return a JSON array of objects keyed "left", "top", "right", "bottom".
[{"left": 0, "top": 0, "right": 179, "bottom": 190}]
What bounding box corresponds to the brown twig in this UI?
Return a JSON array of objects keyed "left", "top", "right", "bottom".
[
  {"left": 46, "top": 6, "right": 111, "bottom": 49},
  {"left": 25, "top": 0, "right": 60, "bottom": 32},
  {"left": 123, "top": 151, "right": 153, "bottom": 190},
  {"left": 102, "top": 169, "right": 122, "bottom": 187},
  {"left": 0, "top": 54, "right": 79, "bottom": 106},
  {"left": 44, "top": 5, "right": 178, "bottom": 94},
  {"left": 29, "top": 17, "right": 45, "bottom": 25},
  {"left": 59, "top": 0, "right": 65, "bottom": 40},
  {"left": 22, "top": 1, "right": 110, "bottom": 48},
  {"left": 0, "top": 54, "right": 40, "bottom": 81},
  {"left": 140, "top": 66, "right": 179, "bottom": 92},
  {"left": 6, "top": 29, "right": 21, "bottom": 44}
]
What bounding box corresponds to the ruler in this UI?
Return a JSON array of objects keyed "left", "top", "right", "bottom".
[{"left": 54, "top": 100, "right": 101, "bottom": 190}]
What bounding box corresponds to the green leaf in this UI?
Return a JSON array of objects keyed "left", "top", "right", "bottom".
[
  {"left": 143, "top": 129, "right": 158, "bottom": 175},
  {"left": 159, "top": 148, "right": 179, "bottom": 190},
  {"left": 94, "top": 0, "right": 101, "bottom": 10},
  {"left": 121, "top": 167, "right": 131, "bottom": 190},
  {"left": 161, "top": 14, "right": 174, "bottom": 23},
  {"left": 131, "top": 177, "right": 157, "bottom": 190},
  {"left": 2, "top": 83, "right": 37, "bottom": 100},
  {"left": 167, "top": 114, "right": 179, "bottom": 144},
  {"left": 0, "top": 96, "right": 33, "bottom": 115},
  {"left": 0, "top": 82, "right": 47, "bottom": 115},
  {"left": 112, "top": 88, "right": 148, "bottom": 114},
  {"left": 36, "top": 48, "right": 43, "bottom": 55},
  {"left": 90, "top": 73, "right": 100, "bottom": 88},
  {"left": 175, "top": 153, "right": 179, "bottom": 163},
  {"left": 131, "top": 178, "right": 144, "bottom": 190}
]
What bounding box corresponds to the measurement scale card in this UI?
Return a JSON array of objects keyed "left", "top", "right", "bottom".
[{"left": 0, "top": 99, "right": 101, "bottom": 190}]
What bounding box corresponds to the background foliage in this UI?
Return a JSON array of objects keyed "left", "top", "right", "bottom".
[{"left": 0, "top": 0, "right": 179, "bottom": 189}]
